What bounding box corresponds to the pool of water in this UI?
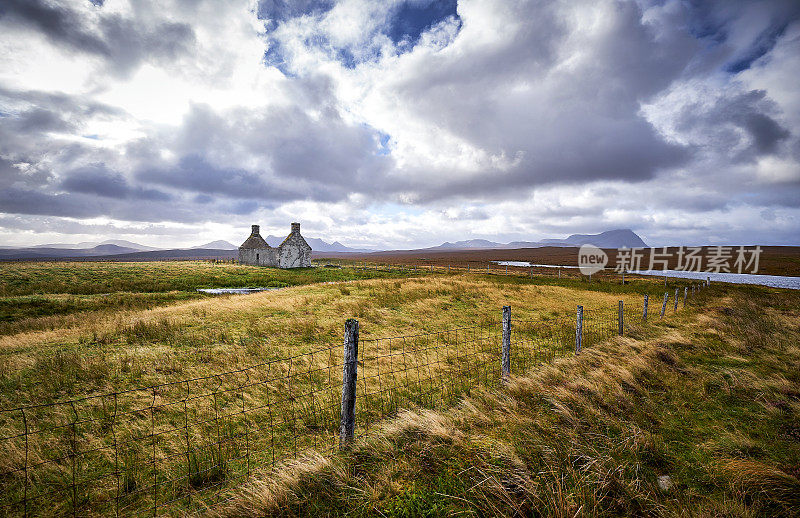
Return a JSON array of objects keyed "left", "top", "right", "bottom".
[
  {"left": 196, "top": 287, "right": 280, "bottom": 294},
  {"left": 492, "top": 261, "right": 580, "bottom": 269},
  {"left": 491, "top": 262, "right": 800, "bottom": 290},
  {"left": 629, "top": 269, "right": 800, "bottom": 290}
]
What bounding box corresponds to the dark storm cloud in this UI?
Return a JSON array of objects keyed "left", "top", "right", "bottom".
[
  {"left": 60, "top": 164, "right": 172, "bottom": 201},
  {"left": 137, "top": 155, "right": 307, "bottom": 202},
  {"left": 0, "top": 86, "right": 124, "bottom": 117},
  {"left": 379, "top": 0, "right": 695, "bottom": 202},
  {"left": 0, "top": 0, "right": 196, "bottom": 75},
  {"left": 0, "top": 188, "right": 107, "bottom": 219},
  {"left": 0, "top": 185, "right": 207, "bottom": 223},
  {"left": 677, "top": 89, "right": 791, "bottom": 158},
  {"left": 137, "top": 102, "right": 393, "bottom": 202},
  {"left": 7, "top": 107, "right": 72, "bottom": 134}
]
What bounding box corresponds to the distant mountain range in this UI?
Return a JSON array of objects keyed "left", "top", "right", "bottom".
[
  {"left": 431, "top": 229, "right": 647, "bottom": 251},
  {"left": 192, "top": 240, "right": 238, "bottom": 250},
  {"left": 263, "top": 235, "right": 372, "bottom": 253},
  {"left": 25, "top": 239, "right": 160, "bottom": 251},
  {"left": 0, "top": 229, "right": 647, "bottom": 261},
  {"left": 0, "top": 234, "right": 372, "bottom": 260}
]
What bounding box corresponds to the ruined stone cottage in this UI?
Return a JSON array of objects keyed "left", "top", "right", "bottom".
[{"left": 238, "top": 223, "right": 312, "bottom": 268}]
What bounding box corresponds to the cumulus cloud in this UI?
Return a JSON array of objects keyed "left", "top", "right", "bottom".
[
  {"left": 0, "top": 0, "right": 798, "bottom": 248},
  {"left": 0, "top": 0, "right": 196, "bottom": 76}
]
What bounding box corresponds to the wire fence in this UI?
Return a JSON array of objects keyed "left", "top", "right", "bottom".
[
  {"left": 0, "top": 282, "right": 710, "bottom": 516},
  {"left": 315, "top": 259, "right": 713, "bottom": 286}
]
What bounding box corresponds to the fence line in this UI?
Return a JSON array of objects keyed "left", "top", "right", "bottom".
[
  {"left": 0, "top": 285, "right": 709, "bottom": 516},
  {"left": 313, "top": 259, "right": 711, "bottom": 286}
]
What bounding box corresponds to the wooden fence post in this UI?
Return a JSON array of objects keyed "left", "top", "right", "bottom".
[
  {"left": 618, "top": 300, "right": 624, "bottom": 336},
  {"left": 502, "top": 306, "right": 511, "bottom": 381},
  {"left": 339, "top": 318, "right": 359, "bottom": 449},
  {"left": 643, "top": 294, "right": 649, "bottom": 322},
  {"left": 683, "top": 286, "right": 688, "bottom": 307},
  {"left": 660, "top": 292, "right": 668, "bottom": 318},
  {"left": 575, "top": 305, "right": 583, "bottom": 353},
  {"left": 673, "top": 288, "right": 679, "bottom": 312},
  {"left": 622, "top": 270, "right": 625, "bottom": 284}
]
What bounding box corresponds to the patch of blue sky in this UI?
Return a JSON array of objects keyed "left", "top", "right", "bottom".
[
  {"left": 257, "top": 0, "right": 334, "bottom": 26},
  {"left": 263, "top": 1, "right": 460, "bottom": 72},
  {"left": 377, "top": 132, "right": 391, "bottom": 156},
  {"left": 724, "top": 22, "right": 788, "bottom": 73},
  {"left": 263, "top": 39, "right": 294, "bottom": 76},
  {"left": 375, "top": 202, "right": 425, "bottom": 218},
  {"left": 387, "top": 0, "right": 459, "bottom": 48}
]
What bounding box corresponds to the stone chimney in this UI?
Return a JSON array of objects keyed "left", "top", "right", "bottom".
[
  {"left": 291, "top": 222, "right": 300, "bottom": 233},
  {"left": 251, "top": 224, "right": 260, "bottom": 235}
]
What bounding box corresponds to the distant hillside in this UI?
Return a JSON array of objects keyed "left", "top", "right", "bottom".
[
  {"left": 29, "top": 239, "right": 159, "bottom": 251},
  {"left": 193, "top": 240, "right": 238, "bottom": 250},
  {"left": 0, "top": 243, "right": 143, "bottom": 260},
  {"left": 436, "top": 239, "right": 503, "bottom": 249},
  {"left": 264, "top": 235, "right": 373, "bottom": 253},
  {"left": 427, "top": 229, "right": 647, "bottom": 251},
  {"left": 84, "top": 249, "right": 238, "bottom": 261},
  {"left": 538, "top": 229, "right": 648, "bottom": 248}
]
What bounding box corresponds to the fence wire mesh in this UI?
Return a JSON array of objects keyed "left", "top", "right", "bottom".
[{"left": 0, "top": 284, "right": 707, "bottom": 516}]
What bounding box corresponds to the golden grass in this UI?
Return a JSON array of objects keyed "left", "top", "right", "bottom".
[
  {"left": 1, "top": 272, "right": 668, "bottom": 516},
  {"left": 213, "top": 286, "right": 800, "bottom": 517}
]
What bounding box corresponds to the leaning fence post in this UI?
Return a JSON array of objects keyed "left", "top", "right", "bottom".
[
  {"left": 661, "top": 292, "right": 668, "bottom": 318},
  {"left": 575, "top": 305, "right": 583, "bottom": 354},
  {"left": 673, "top": 288, "right": 679, "bottom": 312},
  {"left": 618, "top": 300, "right": 624, "bottom": 336},
  {"left": 502, "top": 306, "right": 511, "bottom": 381},
  {"left": 339, "top": 319, "right": 359, "bottom": 449},
  {"left": 643, "top": 294, "right": 649, "bottom": 322},
  {"left": 683, "top": 286, "right": 688, "bottom": 307}
]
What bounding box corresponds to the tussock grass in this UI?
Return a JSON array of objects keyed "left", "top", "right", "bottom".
[
  {"left": 216, "top": 286, "right": 800, "bottom": 517},
  {"left": 0, "top": 260, "right": 712, "bottom": 515}
]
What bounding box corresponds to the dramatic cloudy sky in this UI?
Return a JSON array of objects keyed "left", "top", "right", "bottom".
[{"left": 0, "top": 0, "right": 799, "bottom": 249}]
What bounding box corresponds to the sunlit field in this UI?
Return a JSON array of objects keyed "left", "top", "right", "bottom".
[{"left": 0, "top": 261, "right": 705, "bottom": 515}]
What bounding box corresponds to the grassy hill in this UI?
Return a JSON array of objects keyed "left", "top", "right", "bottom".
[
  {"left": 0, "top": 262, "right": 797, "bottom": 516},
  {"left": 218, "top": 286, "right": 800, "bottom": 517}
]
